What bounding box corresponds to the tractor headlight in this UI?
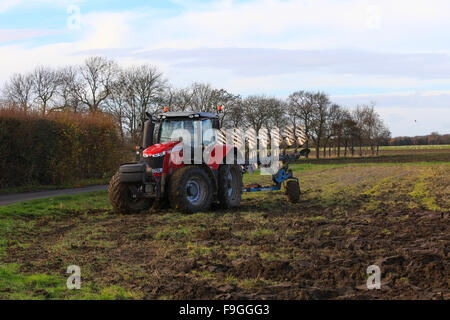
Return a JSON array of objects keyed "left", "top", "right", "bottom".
[{"left": 152, "top": 151, "right": 166, "bottom": 158}]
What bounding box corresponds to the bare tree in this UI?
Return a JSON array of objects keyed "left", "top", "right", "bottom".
[
  {"left": 105, "top": 74, "right": 129, "bottom": 142},
  {"left": 121, "top": 64, "right": 167, "bottom": 144},
  {"left": 310, "top": 92, "right": 330, "bottom": 159},
  {"left": 353, "top": 103, "right": 382, "bottom": 156},
  {"left": 74, "top": 56, "right": 118, "bottom": 112},
  {"left": 364, "top": 105, "right": 391, "bottom": 155},
  {"left": 57, "top": 66, "right": 82, "bottom": 112},
  {"left": 287, "top": 92, "right": 304, "bottom": 141},
  {"left": 374, "top": 122, "right": 391, "bottom": 155},
  {"left": 224, "top": 98, "right": 244, "bottom": 129},
  {"left": 182, "top": 83, "right": 238, "bottom": 114},
  {"left": 265, "top": 98, "right": 287, "bottom": 129},
  {"left": 163, "top": 86, "right": 194, "bottom": 112},
  {"left": 242, "top": 95, "right": 272, "bottom": 133},
  {"left": 211, "top": 88, "right": 240, "bottom": 125},
  {"left": 353, "top": 106, "right": 367, "bottom": 156},
  {"left": 164, "top": 83, "right": 239, "bottom": 127},
  {"left": 31, "top": 66, "right": 59, "bottom": 115},
  {"left": 342, "top": 116, "right": 359, "bottom": 157},
  {"left": 125, "top": 65, "right": 167, "bottom": 115},
  {"left": 322, "top": 104, "right": 340, "bottom": 157},
  {"left": 331, "top": 107, "right": 350, "bottom": 157},
  {"left": 2, "top": 73, "right": 34, "bottom": 111},
  {"left": 289, "top": 91, "right": 315, "bottom": 151},
  {"left": 190, "top": 83, "right": 214, "bottom": 112}
]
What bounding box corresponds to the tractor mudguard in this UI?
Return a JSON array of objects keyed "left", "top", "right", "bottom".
[
  {"left": 197, "top": 164, "right": 219, "bottom": 194},
  {"left": 119, "top": 163, "right": 146, "bottom": 183}
]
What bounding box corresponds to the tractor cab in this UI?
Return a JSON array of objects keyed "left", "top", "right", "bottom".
[{"left": 140, "top": 111, "right": 223, "bottom": 171}]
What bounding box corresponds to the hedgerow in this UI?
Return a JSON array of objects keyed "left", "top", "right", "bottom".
[{"left": 0, "top": 108, "right": 122, "bottom": 188}]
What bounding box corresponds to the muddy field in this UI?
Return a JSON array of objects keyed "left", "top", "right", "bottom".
[{"left": 1, "top": 158, "right": 448, "bottom": 300}]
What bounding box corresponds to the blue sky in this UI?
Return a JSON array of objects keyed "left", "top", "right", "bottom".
[{"left": 1, "top": 0, "right": 450, "bottom": 136}]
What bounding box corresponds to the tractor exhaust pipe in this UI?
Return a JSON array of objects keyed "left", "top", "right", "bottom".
[{"left": 143, "top": 113, "right": 155, "bottom": 149}]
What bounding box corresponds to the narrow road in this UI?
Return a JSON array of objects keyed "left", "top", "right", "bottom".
[{"left": 0, "top": 185, "right": 108, "bottom": 207}]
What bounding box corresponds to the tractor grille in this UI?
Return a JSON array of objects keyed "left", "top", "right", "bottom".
[{"left": 147, "top": 156, "right": 164, "bottom": 169}]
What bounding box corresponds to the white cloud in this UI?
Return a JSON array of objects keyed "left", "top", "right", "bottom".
[
  {"left": 332, "top": 90, "right": 450, "bottom": 109},
  {"left": 133, "top": 0, "right": 450, "bottom": 51},
  {"left": 0, "top": 0, "right": 21, "bottom": 13},
  {"left": 78, "top": 11, "right": 135, "bottom": 50},
  {"left": 90, "top": 47, "right": 450, "bottom": 80},
  {"left": 0, "top": 29, "right": 63, "bottom": 43},
  {"left": 0, "top": 10, "right": 136, "bottom": 81}
]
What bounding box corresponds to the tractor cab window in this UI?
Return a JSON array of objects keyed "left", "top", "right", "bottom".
[
  {"left": 159, "top": 118, "right": 216, "bottom": 147},
  {"left": 159, "top": 120, "right": 195, "bottom": 145},
  {"left": 202, "top": 119, "right": 216, "bottom": 147}
]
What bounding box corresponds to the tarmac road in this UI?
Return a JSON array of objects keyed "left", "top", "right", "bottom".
[{"left": 0, "top": 185, "right": 108, "bottom": 207}]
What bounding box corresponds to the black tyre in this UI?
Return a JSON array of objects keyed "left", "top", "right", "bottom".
[
  {"left": 218, "top": 164, "right": 243, "bottom": 209},
  {"left": 285, "top": 179, "right": 300, "bottom": 203},
  {"left": 108, "top": 172, "right": 152, "bottom": 214},
  {"left": 168, "top": 166, "right": 213, "bottom": 213}
]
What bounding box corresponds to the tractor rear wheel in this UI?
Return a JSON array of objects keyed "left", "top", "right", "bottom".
[
  {"left": 285, "top": 179, "right": 300, "bottom": 203},
  {"left": 218, "top": 164, "right": 243, "bottom": 209},
  {"left": 168, "top": 166, "right": 213, "bottom": 213},
  {"left": 108, "top": 172, "right": 152, "bottom": 214}
]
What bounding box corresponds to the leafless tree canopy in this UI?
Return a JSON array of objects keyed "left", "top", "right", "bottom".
[
  {"left": 1, "top": 56, "right": 392, "bottom": 156},
  {"left": 74, "top": 56, "right": 119, "bottom": 112},
  {"left": 31, "top": 66, "right": 59, "bottom": 115},
  {"left": 3, "top": 73, "right": 34, "bottom": 111},
  {"left": 57, "top": 66, "right": 81, "bottom": 112}
]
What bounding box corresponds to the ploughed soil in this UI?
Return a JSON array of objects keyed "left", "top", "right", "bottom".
[{"left": 2, "top": 164, "right": 450, "bottom": 300}]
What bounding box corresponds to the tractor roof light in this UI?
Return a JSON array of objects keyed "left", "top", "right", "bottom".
[
  {"left": 163, "top": 107, "right": 169, "bottom": 113},
  {"left": 217, "top": 105, "right": 223, "bottom": 113}
]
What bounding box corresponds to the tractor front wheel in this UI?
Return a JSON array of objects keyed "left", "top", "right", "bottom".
[
  {"left": 168, "top": 166, "right": 213, "bottom": 214},
  {"left": 108, "top": 172, "right": 152, "bottom": 214},
  {"left": 285, "top": 179, "right": 300, "bottom": 203}
]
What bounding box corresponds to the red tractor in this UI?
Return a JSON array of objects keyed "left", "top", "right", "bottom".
[{"left": 108, "top": 110, "right": 302, "bottom": 214}]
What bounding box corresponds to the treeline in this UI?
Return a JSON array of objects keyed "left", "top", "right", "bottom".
[
  {"left": 1, "top": 56, "right": 391, "bottom": 159},
  {"left": 0, "top": 108, "right": 121, "bottom": 188},
  {"left": 389, "top": 132, "right": 450, "bottom": 146}
]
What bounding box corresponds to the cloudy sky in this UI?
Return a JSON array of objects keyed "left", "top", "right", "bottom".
[{"left": 1, "top": 0, "right": 449, "bottom": 137}]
